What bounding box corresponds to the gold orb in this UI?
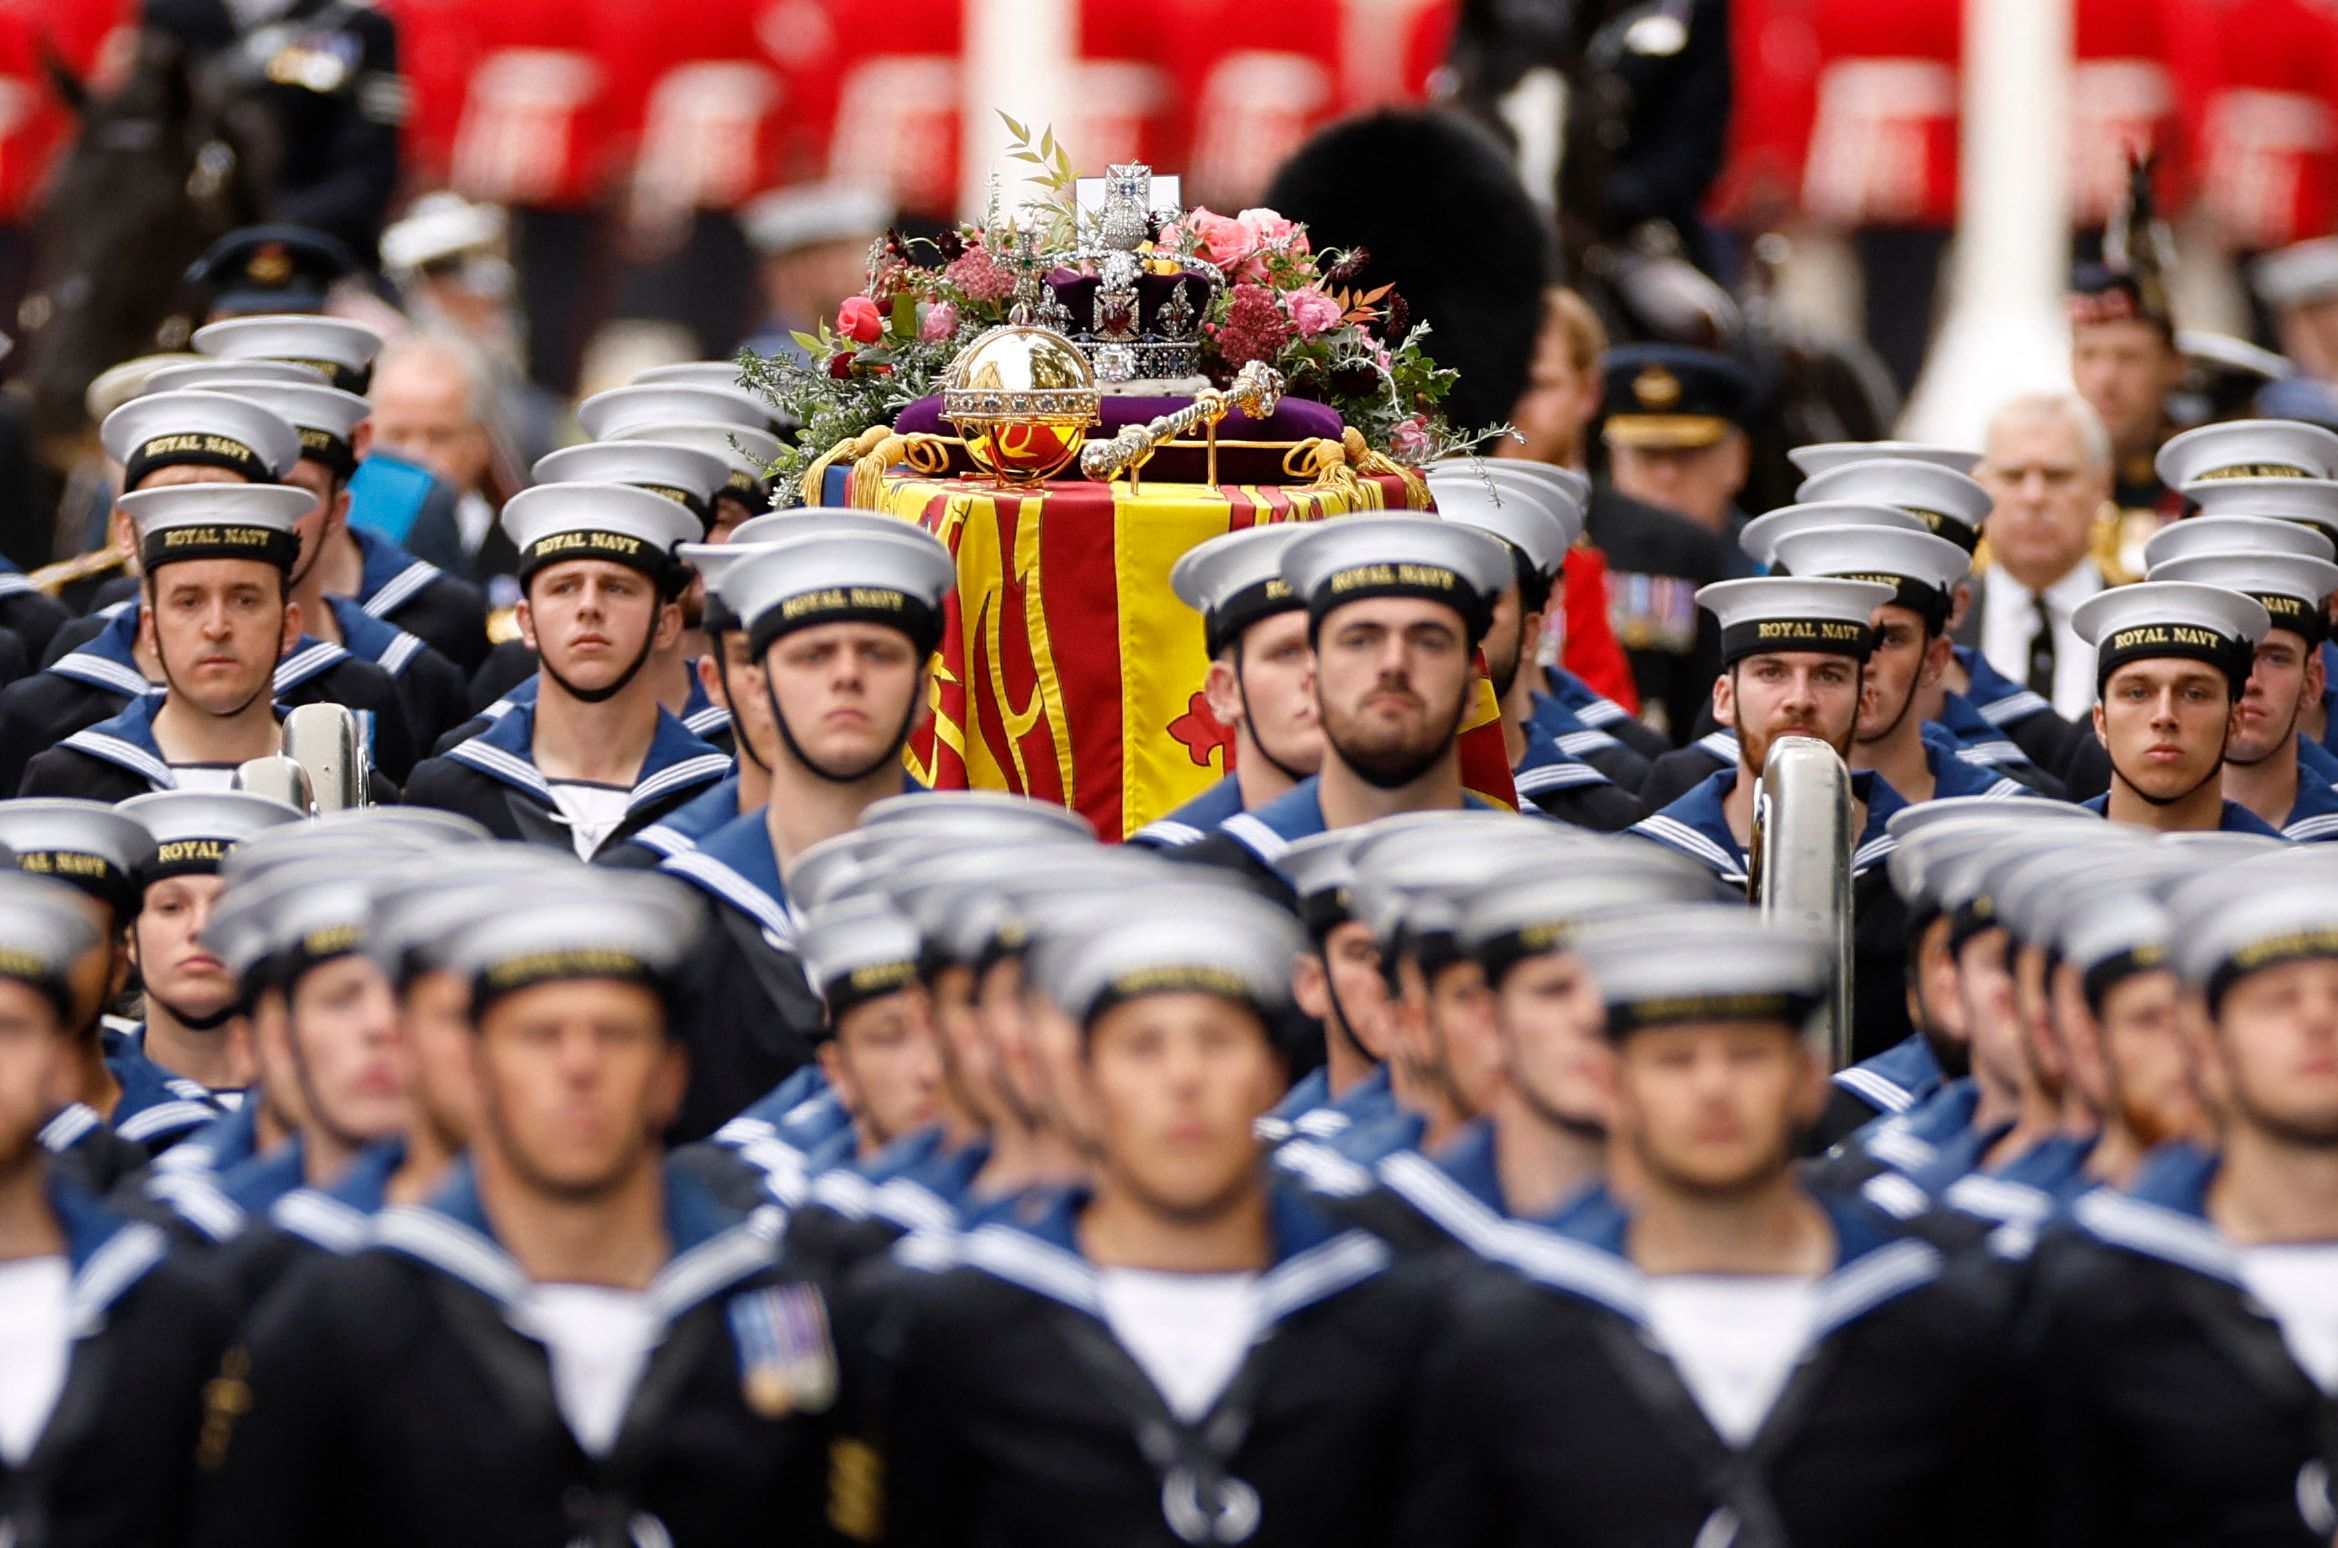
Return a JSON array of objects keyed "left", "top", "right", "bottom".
[{"left": 941, "top": 324, "right": 1100, "bottom": 486}]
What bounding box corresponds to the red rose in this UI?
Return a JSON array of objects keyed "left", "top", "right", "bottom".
[
  {"left": 829, "top": 351, "right": 857, "bottom": 378},
  {"left": 837, "top": 294, "right": 884, "bottom": 345}
]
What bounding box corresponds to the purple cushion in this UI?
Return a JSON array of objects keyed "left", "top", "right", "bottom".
[{"left": 891, "top": 393, "right": 1346, "bottom": 485}]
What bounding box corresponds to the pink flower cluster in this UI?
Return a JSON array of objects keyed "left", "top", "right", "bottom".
[
  {"left": 944, "top": 242, "right": 1018, "bottom": 304},
  {"left": 1285, "top": 287, "right": 1343, "bottom": 339},
  {"left": 1163, "top": 206, "right": 1309, "bottom": 282},
  {"left": 1211, "top": 282, "right": 1296, "bottom": 370}
]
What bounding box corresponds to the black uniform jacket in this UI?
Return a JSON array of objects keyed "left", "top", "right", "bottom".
[
  {"left": 840, "top": 1182, "right": 1448, "bottom": 1548},
  {"left": 194, "top": 1164, "right": 838, "bottom": 1548},
  {"left": 1396, "top": 1191, "right": 2022, "bottom": 1548},
  {"left": 2021, "top": 1145, "right": 2338, "bottom": 1548},
  {"left": 17, "top": 693, "right": 400, "bottom": 803},
  {"left": 1, "top": 1173, "right": 233, "bottom": 1548}
]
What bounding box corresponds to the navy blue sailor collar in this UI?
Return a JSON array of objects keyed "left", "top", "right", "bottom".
[
  {"left": 2066, "top": 1142, "right": 2247, "bottom": 1285},
  {"left": 47, "top": 1170, "right": 172, "bottom": 1334},
  {"left": 1221, "top": 775, "right": 1523, "bottom": 873},
  {"left": 1513, "top": 722, "right": 1617, "bottom": 802},
  {"left": 895, "top": 1177, "right": 1391, "bottom": 1328},
  {"left": 102, "top": 1027, "right": 223, "bottom": 1150},
  {"left": 628, "top": 772, "right": 745, "bottom": 861},
  {"left": 1921, "top": 724, "right": 2030, "bottom": 800},
  {"left": 485, "top": 668, "right": 732, "bottom": 742},
  {"left": 445, "top": 698, "right": 729, "bottom": 816},
  {"left": 57, "top": 692, "right": 302, "bottom": 792},
  {"left": 1371, "top": 1117, "right": 1517, "bottom": 1257},
  {"left": 662, "top": 806, "right": 796, "bottom": 948},
  {"left": 2078, "top": 792, "right": 2287, "bottom": 837},
  {"left": 51, "top": 597, "right": 351, "bottom": 699},
  {"left": 1130, "top": 773, "right": 1246, "bottom": 847},
  {"left": 150, "top": 1135, "right": 308, "bottom": 1244},
  {"left": 350, "top": 526, "right": 445, "bottom": 619},
  {"left": 324, "top": 595, "right": 430, "bottom": 678},
  {"left": 373, "top": 1158, "right": 778, "bottom": 1322},
  {"left": 269, "top": 1138, "right": 407, "bottom": 1253},
  {"left": 2281, "top": 758, "right": 2338, "bottom": 842},
  {"left": 1633, "top": 766, "right": 1907, "bottom": 884},
  {"left": 1935, "top": 689, "right": 2030, "bottom": 767}
]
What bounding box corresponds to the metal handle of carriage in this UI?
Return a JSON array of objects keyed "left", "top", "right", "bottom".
[
  {"left": 1747, "top": 733, "right": 1854, "bottom": 1069},
  {"left": 233, "top": 755, "right": 313, "bottom": 810},
  {"left": 283, "top": 703, "right": 369, "bottom": 813}
]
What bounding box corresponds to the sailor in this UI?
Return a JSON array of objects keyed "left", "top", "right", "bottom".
[
  {"left": 180, "top": 227, "right": 364, "bottom": 320},
  {"left": 1, "top": 393, "right": 415, "bottom": 791},
  {"left": 197, "top": 375, "right": 472, "bottom": 748},
  {"left": 1253, "top": 829, "right": 1398, "bottom": 1144},
  {"left": 1425, "top": 460, "right": 1643, "bottom": 829},
  {"left": 2045, "top": 881, "right": 2195, "bottom": 1191},
  {"left": 2069, "top": 165, "right": 2186, "bottom": 530},
  {"left": 0, "top": 871, "right": 234, "bottom": 1547},
  {"left": 844, "top": 885, "right": 1443, "bottom": 1548},
  {"left": 2025, "top": 864, "right": 2338, "bottom": 1546},
  {"left": 1179, "top": 514, "right": 1522, "bottom": 890},
  {"left": 575, "top": 382, "right": 785, "bottom": 542},
  {"left": 403, "top": 482, "right": 729, "bottom": 855},
  {"left": 0, "top": 800, "right": 168, "bottom": 1186},
  {"left": 1627, "top": 574, "right": 1918, "bottom": 1058},
  {"left": 187, "top": 313, "right": 493, "bottom": 673},
  {"left": 2145, "top": 520, "right": 2338, "bottom": 839},
  {"left": 1601, "top": 344, "right": 1758, "bottom": 575},
  {"left": 115, "top": 790, "right": 304, "bottom": 1117},
  {"left": 1128, "top": 522, "right": 1322, "bottom": 846},
  {"left": 657, "top": 519, "right": 956, "bottom": 1138},
  {"left": 1398, "top": 908, "right": 2021, "bottom": 1547},
  {"left": 2069, "top": 579, "right": 2283, "bottom": 834},
  {"left": 193, "top": 875, "right": 841, "bottom": 1547}
]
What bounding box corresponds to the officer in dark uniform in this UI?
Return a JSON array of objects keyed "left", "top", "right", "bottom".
[
  {"left": 0, "top": 871, "right": 235, "bottom": 1548},
  {"left": 842, "top": 884, "right": 1448, "bottom": 1548},
  {"left": 1, "top": 393, "right": 416, "bottom": 791},
  {"left": 183, "top": 226, "right": 363, "bottom": 319},
  {"left": 658, "top": 517, "right": 957, "bottom": 1139},
  {"left": 192, "top": 872, "right": 841, "bottom": 1547},
  {"left": 2024, "top": 865, "right": 2338, "bottom": 1547},
  {"left": 1398, "top": 907, "right": 2022, "bottom": 1548},
  {"left": 402, "top": 483, "right": 728, "bottom": 854},
  {"left": 145, "top": 0, "right": 405, "bottom": 263},
  {"left": 1588, "top": 347, "right": 1734, "bottom": 742}
]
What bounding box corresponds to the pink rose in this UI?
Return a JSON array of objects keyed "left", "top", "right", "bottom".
[
  {"left": 920, "top": 300, "right": 960, "bottom": 341},
  {"left": 1286, "top": 287, "right": 1342, "bottom": 339},
  {"left": 837, "top": 294, "right": 884, "bottom": 345},
  {"left": 1184, "top": 207, "right": 1259, "bottom": 271},
  {"left": 1389, "top": 416, "right": 1433, "bottom": 462},
  {"left": 1237, "top": 207, "right": 1308, "bottom": 256}
]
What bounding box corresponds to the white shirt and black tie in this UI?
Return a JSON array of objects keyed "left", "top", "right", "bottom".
[{"left": 1981, "top": 563, "right": 2102, "bottom": 721}]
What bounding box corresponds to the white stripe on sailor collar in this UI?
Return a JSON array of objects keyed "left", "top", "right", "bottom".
[
  {"left": 273, "top": 640, "right": 350, "bottom": 692},
  {"left": 67, "top": 1221, "right": 169, "bottom": 1338},
  {"left": 49, "top": 651, "right": 154, "bottom": 698},
  {"left": 56, "top": 729, "right": 176, "bottom": 789},
  {"left": 2070, "top": 1186, "right": 2241, "bottom": 1285},
  {"left": 374, "top": 1203, "right": 779, "bottom": 1327},
  {"left": 364, "top": 559, "right": 439, "bottom": 618},
  {"left": 664, "top": 848, "right": 797, "bottom": 946}
]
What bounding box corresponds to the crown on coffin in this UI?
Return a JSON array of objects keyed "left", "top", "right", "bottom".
[{"left": 1005, "top": 164, "right": 1224, "bottom": 385}]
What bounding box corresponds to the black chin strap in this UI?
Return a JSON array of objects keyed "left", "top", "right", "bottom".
[
  {"left": 1337, "top": 679, "right": 1472, "bottom": 792},
  {"left": 148, "top": 993, "right": 238, "bottom": 1032},
  {"left": 709, "top": 644, "right": 770, "bottom": 773},
  {"left": 151, "top": 625, "right": 273, "bottom": 721},
  {"left": 764, "top": 677, "right": 919, "bottom": 786},
  {"left": 1308, "top": 928, "right": 1376, "bottom": 1072},
  {"left": 2113, "top": 724, "right": 2230, "bottom": 810},
  {"left": 1234, "top": 666, "right": 1311, "bottom": 785},
  {"left": 541, "top": 622, "right": 659, "bottom": 706}
]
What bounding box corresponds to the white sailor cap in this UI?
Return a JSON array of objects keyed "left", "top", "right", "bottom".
[
  {"left": 2157, "top": 419, "right": 2338, "bottom": 490},
  {"left": 0, "top": 799, "right": 157, "bottom": 920},
  {"left": 2071, "top": 580, "right": 2271, "bottom": 692},
  {"left": 2145, "top": 515, "right": 2335, "bottom": 572},
  {"left": 0, "top": 873, "right": 103, "bottom": 1016},
  {"left": 450, "top": 872, "right": 706, "bottom": 1011},
  {"left": 191, "top": 313, "right": 384, "bottom": 393},
  {"left": 196, "top": 380, "right": 370, "bottom": 474},
  {"left": 1277, "top": 829, "right": 1367, "bottom": 934},
  {"left": 1793, "top": 458, "right": 1994, "bottom": 553},
  {"left": 1883, "top": 804, "right": 2106, "bottom": 916},
  {"left": 1429, "top": 457, "right": 1588, "bottom": 541},
  {"left": 630, "top": 362, "right": 795, "bottom": 432},
  {"left": 203, "top": 858, "right": 377, "bottom": 997},
  {"left": 887, "top": 848, "right": 1129, "bottom": 965},
  {"left": 2060, "top": 890, "right": 2174, "bottom": 1009},
  {"left": 579, "top": 383, "right": 771, "bottom": 440},
  {"left": 116, "top": 483, "right": 313, "bottom": 572},
  {"left": 533, "top": 441, "right": 733, "bottom": 534},
  {"left": 1737, "top": 500, "right": 1925, "bottom": 571},
  {"left": 218, "top": 813, "right": 484, "bottom": 890},
  {"left": 118, "top": 790, "right": 304, "bottom": 882},
  {"left": 87, "top": 354, "right": 203, "bottom": 421},
  {"left": 378, "top": 191, "right": 507, "bottom": 272},
  {"left": 1280, "top": 514, "right": 1513, "bottom": 638},
  {"left": 1459, "top": 851, "right": 1721, "bottom": 982},
  {"left": 1034, "top": 887, "right": 1303, "bottom": 1029},
  {"left": 1787, "top": 442, "right": 1981, "bottom": 479},
  {"left": 142, "top": 359, "right": 329, "bottom": 395},
  {"left": 2146, "top": 545, "right": 2338, "bottom": 644},
  {"left": 859, "top": 789, "right": 1094, "bottom": 844},
  {"left": 102, "top": 390, "right": 302, "bottom": 487},
  {"left": 1348, "top": 816, "right": 1595, "bottom": 961},
  {"left": 2169, "top": 870, "right": 2338, "bottom": 1009},
  {"left": 1425, "top": 459, "right": 1582, "bottom": 576},
  {"left": 1696, "top": 575, "right": 1894, "bottom": 664},
  {"left": 502, "top": 481, "right": 702, "bottom": 590},
  {"left": 365, "top": 849, "right": 585, "bottom": 983},
  {"left": 1766, "top": 523, "right": 1972, "bottom": 628},
  {"left": 2177, "top": 477, "right": 2338, "bottom": 543},
  {"left": 1168, "top": 523, "right": 1312, "bottom": 657},
  {"left": 799, "top": 897, "right": 925, "bottom": 1024},
  {"left": 607, "top": 422, "right": 780, "bottom": 507},
  {"left": 1509, "top": 461, "right": 1592, "bottom": 506},
  {"left": 721, "top": 524, "right": 956, "bottom": 658},
  {"left": 684, "top": 512, "right": 912, "bottom": 630},
  {"left": 741, "top": 180, "right": 892, "bottom": 256},
  {"left": 2254, "top": 236, "right": 2338, "bottom": 310},
  {"left": 1573, "top": 905, "right": 1834, "bottom": 1040}
]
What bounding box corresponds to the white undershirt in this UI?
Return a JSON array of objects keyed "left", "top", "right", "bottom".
[
  {"left": 166, "top": 764, "right": 241, "bottom": 793},
  {"left": 1096, "top": 1268, "right": 1260, "bottom": 1423},
  {"left": 2238, "top": 1244, "right": 2338, "bottom": 1394},
  {"left": 0, "top": 1257, "right": 72, "bottom": 1465},
  {"left": 1644, "top": 1275, "right": 1819, "bottom": 1446},
  {"left": 525, "top": 1284, "right": 663, "bottom": 1456},
  {"left": 546, "top": 781, "right": 632, "bottom": 861}
]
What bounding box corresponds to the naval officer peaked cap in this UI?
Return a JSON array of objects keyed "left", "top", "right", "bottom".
[
  {"left": 1766, "top": 523, "right": 1972, "bottom": 627},
  {"left": 1696, "top": 575, "right": 1895, "bottom": 663},
  {"left": 101, "top": 389, "right": 302, "bottom": 487},
  {"left": 532, "top": 441, "right": 734, "bottom": 532},
  {"left": 1786, "top": 441, "right": 1981, "bottom": 479},
  {"left": 197, "top": 379, "right": 371, "bottom": 475},
  {"left": 116, "top": 483, "right": 314, "bottom": 572},
  {"left": 1280, "top": 514, "right": 1513, "bottom": 637},
  {"left": 1170, "top": 522, "right": 1314, "bottom": 658},
  {"left": 2157, "top": 418, "right": 2338, "bottom": 489},
  {"left": 1424, "top": 459, "right": 1580, "bottom": 575},
  {"left": 501, "top": 481, "right": 703, "bottom": 587},
  {"left": 2071, "top": 579, "right": 2271, "bottom": 692},
  {"left": 1793, "top": 457, "right": 1994, "bottom": 553},
  {"left": 119, "top": 790, "right": 305, "bottom": 884},
  {"left": 1737, "top": 500, "right": 1926, "bottom": 571},
  {"left": 191, "top": 313, "right": 385, "bottom": 393},
  {"left": 721, "top": 523, "right": 957, "bottom": 659}
]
